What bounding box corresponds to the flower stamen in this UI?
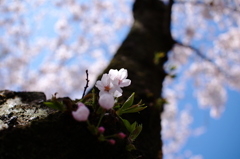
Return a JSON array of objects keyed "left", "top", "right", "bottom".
[{"left": 104, "top": 86, "right": 111, "bottom": 92}]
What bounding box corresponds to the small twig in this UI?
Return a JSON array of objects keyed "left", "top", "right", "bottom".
[
  {"left": 175, "top": 41, "right": 214, "bottom": 63},
  {"left": 173, "top": 0, "right": 240, "bottom": 13},
  {"left": 175, "top": 40, "right": 230, "bottom": 78},
  {"left": 82, "top": 70, "right": 89, "bottom": 98}
]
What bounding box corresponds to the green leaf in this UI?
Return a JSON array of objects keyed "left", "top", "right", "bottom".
[
  {"left": 126, "top": 144, "right": 136, "bottom": 151},
  {"left": 154, "top": 52, "right": 165, "bottom": 65},
  {"left": 169, "top": 74, "right": 177, "bottom": 79},
  {"left": 87, "top": 124, "right": 98, "bottom": 135},
  {"left": 96, "top": 106, "right": 105, "bottom": 114},
  {"left": 98, "top": 134, "right": 105, "bottom": 141},
  {"left": 92, "top": 88, "right": 97, "bottom": 109},
  {"left": 122, "top": 106, "right": 147, "bottom": 114},
  {"left": 117, "top": 99, "right": 147, "bottom": 115},
  {"left": 113, "top": 104, "right": 121, "bottom": 109},
  {"left": 121, "top": 117, "right": 139, "bottom": 134},
  {"left": 156, "top": 98, "right": 168, "bottom": 105},
  {"left": 121, "top": 92, "right": 135, "bottom": 110},
  {"left": 170, "top": 65, "right": 177, "bottom": 71},
  {"left": 116, "top": 93, "right": 135, "bottom": 116},
  {"left": 121, "top": 117, "right": 143, "bottom": 142},
  {"left": 44, "top": 101, "right": 66, "bottom": 111},
  {"left": 121, "top": 118, "right": 132, "bottom": 133},
  {"left": 130, "top": 121, "right": 137, "bottom": 133},
  {"left": 129, "top": 124, "right": 143, "bottom": 142}
]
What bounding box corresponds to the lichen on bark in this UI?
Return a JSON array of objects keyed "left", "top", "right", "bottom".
[{"left": 0, "top": 90, "right": 52, "bottom": 130}]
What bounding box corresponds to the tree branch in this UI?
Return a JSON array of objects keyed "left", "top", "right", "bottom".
[
  {"left": 166, "top": 0, "right": 174, "bottom": 36},
  {"left": 173, "top": 0, "right": 240, "bottom": 13},
  {"left": 167, "top": 0, "right": 174, "bottom": 38},
  {"left": 175, "top": 40, "right": 230, "bottom": 77},
  {"left": 176, "top": 41, "right": 214, "bottom": 63},
  {"left": 82, "top": 70, "right": 89, "bottom": 98}
]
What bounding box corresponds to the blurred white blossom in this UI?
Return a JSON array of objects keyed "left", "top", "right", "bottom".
[
  {"left": 162, "top": 0, "right": 240, "bottom": 158},
  {"left": 0, "top": 0, "right": 133, "bottom": 98}
]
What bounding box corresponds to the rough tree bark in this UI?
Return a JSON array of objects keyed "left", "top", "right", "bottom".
[{"left": 0, "top": 0, "right": 175, "bottom": 159}]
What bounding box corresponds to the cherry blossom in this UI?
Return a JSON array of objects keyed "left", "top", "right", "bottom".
[
  {"left": 108, "top": 68, "right": 131, "bottom": 87},
  {"left": 96, "top": 68, "right": 131, "bottom": 109},
  {"left": 95, "top": 73, "right": 122, "bottom": 98},
  {"left": 72, "top": 102, "right": 90, "bottom": 122},
  {"left": 98, "top": 93, "right": 115, "bottom": 110}
]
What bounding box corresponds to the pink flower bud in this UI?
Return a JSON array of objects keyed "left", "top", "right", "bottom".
[
  {"left": 108, "top": 139, "right": 116, "bottom": 145},
  {"left": 98, "top": 93, "right": 115, "bottom": 110},
  {"left": 72, "top": 102, "right": 90, "bottom": 122},
  {"left": 98, "top": 126, "right": 105, "bottom": 134},
  {"left": 117, "top": 132, "right": 126, "bottom": 139}
]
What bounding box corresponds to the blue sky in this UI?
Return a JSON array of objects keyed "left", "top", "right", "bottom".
[
  {"left": 168, "top": 2, "right": 240, "bottom": 158},
  {"left": 179, "top": 84, "right": 240, "bottom": 159}
]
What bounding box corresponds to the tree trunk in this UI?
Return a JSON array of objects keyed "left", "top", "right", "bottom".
[{"left": 101, "top": 0, "right": 174, "bottom": 158}]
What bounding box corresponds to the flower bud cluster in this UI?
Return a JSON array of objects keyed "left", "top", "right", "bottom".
[{"left": 95, "top": 68, "right": 131, "bottom": 109}]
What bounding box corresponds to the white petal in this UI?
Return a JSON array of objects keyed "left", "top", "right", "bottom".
[
  {"left": 72, "top": 103, "right": 90, "bottom": 122},
  {"left": 95, "top": 81, "right": 104, "bottom": 91},
  {"left": 113, "top": 87, "right": 123, "bottom": 97},
  {"left": 111, "top": 78, "right": 119, "bottom": 86},
  {"left": 113, "top": 90, "right": 122, "bottom": 97},
  {"left": 119, "top": 79, "right": 131, "bottom": 87},
  {"left": 99, "top": 90, "right": 108, "bottom": 96},
  {"left": 119, "top": 68, "right": 128, "bottom": 80},
  {"left": 99, "top": 93, "right": 115, "bottom": 110},
  {"left": 109, "top": 85, "right": 122, "bottom": 97},
  {"left": 109, "top": 69, "right": 118, "bottom": 79},
  {"left": 101, "top": 74, "right": 110, "bottom": 86}
]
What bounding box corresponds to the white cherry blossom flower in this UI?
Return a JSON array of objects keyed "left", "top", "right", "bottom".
[
  {"left": 95, "top": 73, "right": 122, "bottom": 97},
  {"left": 72, "top": 102, "right": 90, "bottom": 122},
  {"left": 109, "top": 68, "right": 131, "bottom": 87},
  {"left": 96, "top": 68, "right": 132, "bottom": 110},
  {"left": 98, "top": 93, "right": 115, "bottom": 110}
]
